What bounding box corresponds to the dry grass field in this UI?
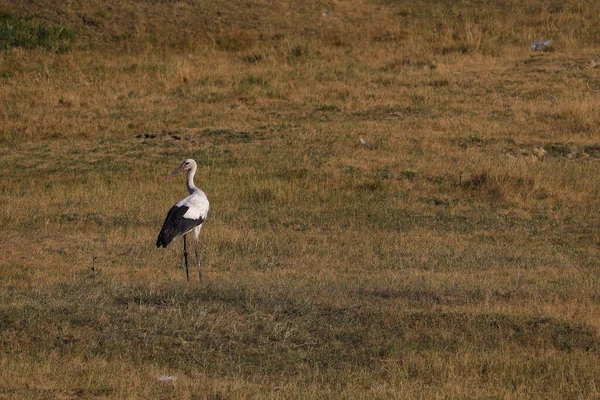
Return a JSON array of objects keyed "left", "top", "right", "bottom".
[{"left": 1, "top": 0, "right": 600, "bottom": 398}]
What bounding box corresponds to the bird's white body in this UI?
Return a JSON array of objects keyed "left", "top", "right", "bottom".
[
  {"left": 177, "top": 191, "right": 209, "bottom": 222},
  {"left": 156, "top": 159, "right": 209, "bottom": 281}
]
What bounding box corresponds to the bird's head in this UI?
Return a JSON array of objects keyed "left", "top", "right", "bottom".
[{"left": 167, "top": 159, "right": 197, "bottom": 178}]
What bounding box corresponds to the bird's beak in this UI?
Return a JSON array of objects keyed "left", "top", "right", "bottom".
[{"left": 166, "top": 166, "right": 184, "bottom": 179}]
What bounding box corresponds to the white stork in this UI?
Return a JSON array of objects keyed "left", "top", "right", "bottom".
[{"left": 156, "top": 159, "right": 209, "bottom": 281}]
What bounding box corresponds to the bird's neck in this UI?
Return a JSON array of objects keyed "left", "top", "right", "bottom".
[{"left": 186, "top": 166, "right": 198, "bottom": 194}]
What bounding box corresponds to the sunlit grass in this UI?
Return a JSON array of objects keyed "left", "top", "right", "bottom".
[{"left": 1, "top": 0, "right": 600, "bottom": 398}]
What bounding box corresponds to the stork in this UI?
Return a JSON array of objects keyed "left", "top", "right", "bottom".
[{"left": 156, "top": 159, "right": 209, "bottom": 282}]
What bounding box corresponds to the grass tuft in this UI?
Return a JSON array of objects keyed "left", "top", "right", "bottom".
[{"left": 0, "top": 13, "right": 73, "bottom": 53}]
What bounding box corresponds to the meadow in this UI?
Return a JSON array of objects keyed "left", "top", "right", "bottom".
[{"left": 1, "top": 0, "right": 600, "bottom": 398}]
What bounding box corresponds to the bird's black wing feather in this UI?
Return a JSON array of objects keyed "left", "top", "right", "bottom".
[{"left": 156, "top": 205, "right": 204, "bottom": 248}]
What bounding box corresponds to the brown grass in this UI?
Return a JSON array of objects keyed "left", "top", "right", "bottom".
[{"left": 1, "top": 0, "right": 600, "bottom": 398}]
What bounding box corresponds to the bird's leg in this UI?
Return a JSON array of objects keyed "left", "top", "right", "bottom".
[
  {"left": 183, "top": 234, "right": 189, "bottom": 282},
  {"left": 194, "top": 237, "right": 202, "bottom": 282}
]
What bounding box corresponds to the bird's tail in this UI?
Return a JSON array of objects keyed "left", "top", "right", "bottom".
[{"left": 156, "top": 231, "right": 173, "bottom": 248}]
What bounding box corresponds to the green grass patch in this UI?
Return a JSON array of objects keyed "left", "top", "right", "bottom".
[{"left": 0, "top": 13, "right": 73, "bottom": 53}]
